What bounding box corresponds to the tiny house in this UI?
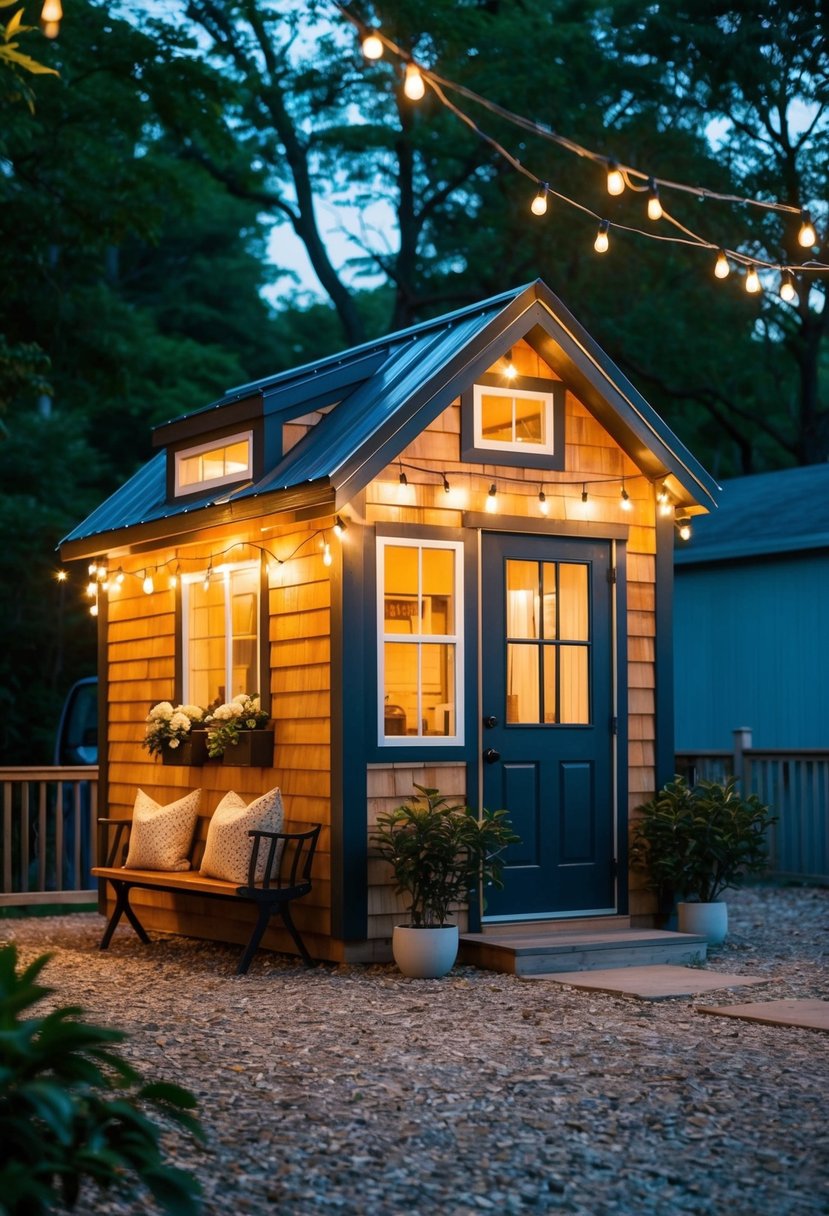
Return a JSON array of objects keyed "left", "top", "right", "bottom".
[{"left": 61, "top": 280, "right": 717, "bottom": 961}]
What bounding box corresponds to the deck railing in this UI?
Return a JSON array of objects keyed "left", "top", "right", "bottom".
[
  {"left": 676, "top": 730, "right": 829, "bottom": 885},
  {"left": 0, "top": 766, "right": 99, "bottom": 906}
]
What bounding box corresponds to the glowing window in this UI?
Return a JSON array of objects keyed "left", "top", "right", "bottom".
[
  {"left": 174, "top": 431, "right": 253, "bottom": 496},
  {"left": 181, "top": 562, "right": 260, "bottom": 708},
  {"left": 473, "top": 385, "right": 555, "bottom": 454}
]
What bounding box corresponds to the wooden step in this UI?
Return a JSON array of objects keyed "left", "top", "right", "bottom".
[{"left": 458, "top": 926, "right": 709, "bottom": 976}]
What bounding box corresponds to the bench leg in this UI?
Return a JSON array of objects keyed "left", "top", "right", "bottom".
[
  {"left": 236, "top": 902, "right": 272, "bottom": 976},
  {"left": 277, "top": 901, "right": 316, "bottom": 968},
  {"left": 100, "top": 882, "right": 151, "bottom": 950}
]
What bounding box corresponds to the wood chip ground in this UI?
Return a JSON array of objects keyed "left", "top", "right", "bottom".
[{"left": 4, "top": 883, "right": 828, "bottom": 1215}]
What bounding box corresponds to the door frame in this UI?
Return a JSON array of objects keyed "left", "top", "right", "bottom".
[{"left": 465, "top": 513, "right": 629, "bottom": 925}]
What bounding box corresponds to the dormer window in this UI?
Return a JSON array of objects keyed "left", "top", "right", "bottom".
[
  {"left": 174, "top": 431, "right": 254, "bottom": 497},
  {"left": 461, "top": 373, "right": 564, "bottom": 470}
]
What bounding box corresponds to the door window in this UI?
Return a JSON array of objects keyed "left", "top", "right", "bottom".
[{"left": 505, "top": 558, "right": 590, "bottom": 725}]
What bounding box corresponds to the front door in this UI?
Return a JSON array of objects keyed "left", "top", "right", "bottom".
[{"left": 480, "top": 531, "right": 617, "bottom": 919}]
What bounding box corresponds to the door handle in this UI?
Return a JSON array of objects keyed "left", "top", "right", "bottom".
[
  {"left": 483, "top": 747, "right": 501, "bottom": 764},
  {"left": 483, "top": 715, "right": 498, "bottom": 729}
]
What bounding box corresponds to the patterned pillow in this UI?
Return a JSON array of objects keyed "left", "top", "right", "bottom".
[
  {"left": 200, "top": 788, "right": 285, "bottom": 886},
  {"left": 124, "top": 788, "right": 202, "bottom": 872}
]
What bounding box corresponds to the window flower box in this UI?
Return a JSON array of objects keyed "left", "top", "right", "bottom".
[
  {"left": 219, "top": 727, "right": 274, "bottom": 768},
  {"left": 161, "top": 729, "right": 210, "bottom": 767}
]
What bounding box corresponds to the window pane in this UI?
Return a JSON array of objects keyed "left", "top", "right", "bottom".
[
  {"left": 542, "top": 563, "right": 557, "bottom": 639},
  {"left": 422, "top": 547, "right": 454, "bottom": 634},
  {"left": 514, "top": 395, "right": 544, "bottom": 444},
  {"left": 202, "top": 451, "right": 226, "bottom": 481},
  {"left": 559, "top": 564, "right": 589, "bottom": 641},
  {"left": 506, "top": 561, "right": 539, "bottom": 638},
  {"left": 178, "top": 455, "right": 201, "bottom": 487},
  {"left": 480, "top": 392, "right": 513, "bottom": 442},
  {"left": 422, "top": 643, "right": 454, "bottom": 734},
  {"left": 188, "top": 579, "right": 226, "bottom": 706},
  {"left": 543, "top": 646, "right": 557, "bottom": 723},
  {"left": 384, "top": 642, "right": 417, "bottom": 736},
  {"left": 186, "top": 564, "right": 259, "bottom": 708},
  {"left": 560, "top": 646, "right": 589, "bottom": 724},
  {"left": 507, "top": 643, "right": 539, "bottom": 723},
  {"left": 224, "top": 440, "right": 250, "bottom": 474}
]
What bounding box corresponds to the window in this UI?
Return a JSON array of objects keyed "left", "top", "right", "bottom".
[
  {"left": 182, "top": 562, "right": 261, "bottom": 708},
  {"left": 505, "top": 558, "right": 590, "bottom": 725},
  {"left": 461, "top": 373, "right": 564, "bottom": 470},
  {"left": 174, "top": 431, "right": 253, "bottom": 497},
  {"left": 377, "top": 537, "right": 463, "bottom": 746},
  {"left": 474, "top": 384, "right": 554, "bottom": 454}
]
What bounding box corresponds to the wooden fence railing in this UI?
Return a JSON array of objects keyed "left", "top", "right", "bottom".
[
  {"left": 676, "top": 730, "right": 829, "bottom": 885},
  {"left": 0, "top": 767, "right": 99, "bottom": 906}
]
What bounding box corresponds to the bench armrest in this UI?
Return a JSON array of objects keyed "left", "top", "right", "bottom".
[
  {"left": 245, "top": 825, "right": 321, "bottom": 891},
  {"left": 97, "top": 817, "right": 132, "bottom": 867}
]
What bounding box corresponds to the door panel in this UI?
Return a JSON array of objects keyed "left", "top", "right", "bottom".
[{"left": 481, "top": 532, "right": 616, "bottom": 919}]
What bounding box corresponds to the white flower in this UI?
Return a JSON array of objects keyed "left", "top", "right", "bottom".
[
  {"left": 168, "top": 738, "right": 180, "bottom": 749},
  {"left": 181, "top": 705, "right": 204, "bottom": 721},
  {"left": 170, "top": 711, "right": 192, "bottom": 735},
  {"left": 148, "top": 701, "right": 174, "bottom": 721}
]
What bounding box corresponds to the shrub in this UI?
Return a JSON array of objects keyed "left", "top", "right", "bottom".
[{"left": 0, "top": 944, "right": 203, "bottom": 1215}]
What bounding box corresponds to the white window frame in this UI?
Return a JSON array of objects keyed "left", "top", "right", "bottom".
[
  {"left": 174, "top": 430, "right": 254, "bottom": 497},
  {"left": 181, "top": 560, "right": 260, "bottom": 706},
  {"left": 472, "top": 384, "right": 555, "bottom": 455},
  {"left": 376, "top": 536, "right": 464, "bottom": 748}
]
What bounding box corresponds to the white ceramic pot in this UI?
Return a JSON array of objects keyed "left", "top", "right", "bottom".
[
  {"left": 677, "top": 900, "right": 728, "bottom": 945},
  {"left": 392, "top": 924, "right": 459, "bottom": 978}
]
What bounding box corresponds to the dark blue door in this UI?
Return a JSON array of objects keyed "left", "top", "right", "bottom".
[{"left": 481, "top": 532, "right": 616, "bottom": 919}]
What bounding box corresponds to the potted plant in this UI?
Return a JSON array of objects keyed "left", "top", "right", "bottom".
[
  {"left": 371, "top": 784, "right": 520, "bottom": 978},
  {"left": 142, "top": 701, "right": 209, "bottom": 765},
  {"left": 629, "top": 775, "right": 777, "bottom": 944},
  {"left": 205, "top": 693, "right": 273, "bottom": 765}
]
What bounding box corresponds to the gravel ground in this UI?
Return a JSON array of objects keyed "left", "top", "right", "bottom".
[{"left": 3, "top": 883, "right": 828, "bottom": 1216}]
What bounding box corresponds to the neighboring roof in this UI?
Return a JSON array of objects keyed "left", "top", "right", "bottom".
[
  {"left": 61, "top": 279, "right": 718, "bottom": 554},
  {"left": 675, "top": 464, "right": 829, "bottom": 566}
]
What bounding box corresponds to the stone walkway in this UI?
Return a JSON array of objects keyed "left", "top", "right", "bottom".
[{"left": 4, "top": 883, "right": 828, "bottom": 1216}]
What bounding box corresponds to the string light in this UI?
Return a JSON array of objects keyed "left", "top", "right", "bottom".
[
  {"left": 115, "top": 567, "right": 126, "bottom": 587},
  {"left": 606, "top": 161, "right": 625, "bottom": 196},
  {"left": 336, "top": 4, "right": 828, "bottom": 285},
  {"left": 90, "top": 600, "right": 99, "bottom": 617},
  {"left": 142, "top": 569, "right": 155, "bottom": 594},
  {"left": 403, "top": 62, "right": 425, "bottom": 100},
  {"left": 361, "top": 27, "right": 384, "bottom": 59},
  {"left": 594, "top": 220, "right": 610, "bottom": 253},
  {"left": 714, "top": 249, "right": 730, "bottom": 279},
  {"left": 620, "top": 481, "right": 632, "bottom": 511},
  {"left": 581, "top": 484, "right": 589, "bottom": 503},
  {"left": 647, "top": 180, "right": 663, "bottom": 221},
  {"left": 745, "top": 267, "right": 762, "bottom": 294},
  {"left": 398, "top": 464, "right": 408, "bottom": 487},
  {"left": 442, "top": 472, "right": 451, "bottom": 494},
  {"left": 503, "top": 349, "right": 517, "bottom": 380},
  {"left": 485, "top": 483, "right": 498, "bottom": 513},
  {"left": 780, "top": 270, "right": 797, "bottom": 303},
  {"left": 677, "top": 514, "right": 692, "bottom": 541},
  {"left": 537, "top": 487, "right": 549, "bottom": 515},
  {"left": 798, "top": 210, "right": 817, "bottom": 248},
  {"left": 202, "top": 564, "right": 212, "bottom": 592},
  {"left": 322, "top": 540, "right": 333, "bottom": 567},
  {"left": 56, "top": 570, "right": 67, "bottom": 582},
  {"left": 657, "top": 484, "right": 673, "bottom": 516},
  {"left": 169, "top": 562, "right": 181, "bottom": 590},
  {"left": 40, "top": 0, "right": 61, "bottom": 38},
  {"left": 531, "top": 182, "right": 549, "bottom": 216},
  {"left": 333, "top": 515, "right": 348, "bottom": 537}
]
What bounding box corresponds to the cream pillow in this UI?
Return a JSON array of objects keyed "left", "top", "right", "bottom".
[
  {"left": 124, "top": 788, "right": 202, "bottom": 871},
  {"left": 200, "top": 788, "right": 285, "bottom": 886}
]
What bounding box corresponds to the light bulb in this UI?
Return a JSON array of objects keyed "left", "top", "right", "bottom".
[
  {"left": 442, "top": 473, "right": 451, "bottom": 494},
  {"left": 169, "top": 572, "right": 178, "bottom": 590},
  {"left": 41, "top": 0, "right": 62, "bottom": 18},
  {"left": 538, "top": 489, "right": 549, "bottom": 516},
  {"left": 90, "top": 601, "right": 99, "bottom": 617},
  {"left": 399, "top": 468, "right": 408, "bottom": 487},
  {"left": 115, "top": 568, "right": 125, "bottom": 586},
  {"left": 485, "top": 484, "right": 498, "bottom": 514},
  {"left": 333, "top": 515, "right": 347, "bottom": 537},
  {"left": 88, "top": 562, "right": 98, "bottom": 577},
  {"left": 581, "top": 485, "right": 589, "bottom": 504},
  {"left": 86, "top": 581, "right": 96, "bottom": 598},
  {"left": 745, "top": 267, "right": 761, "bottom": 294},
  {"left": 361, "top": 29, "right": 383, "bottom": 59},
  {"left": 403, "top": 63, "right": 425, "bottom": 100},
  {"left": 620, "top": 483, "right": 632, "bottom": 511},
  {"left": 203, "top": 566, "right": 212, "bottom": 592},
  {"left": 56, "top": 569, "right": 67, "bottom": 582},
  {"left": 606, "top": 161, "right": 625, "bottom": 196},
  {"left": 531, "top": 183, "right": 549, "bottom": 217},
  {"left": 678, "top": 517, "right": 692, "bottom": 541},
  {"left": 142, "top": 570, "right": 154, "bottom": 594},
  {"left": 780, "top": 271, "right": 797, "bottom": 303},
  {"left": 504, "top": 350, "right": 517, "bottom": 380},
  {"left": 797, "top": 210, "right": 816, "bottom": 248},
  {"left": 323, "top": 541, "right": 333, "bottom": 567},
  {"left": 657, "top": 484, "right": 672, "bottom": 516},
  {"left": 714, "top": 249, "right": 730, "bottom": 279},
  {"left": 594, "top": 220, "right": 610, "bottom": 253},
  {"left": 647, "top": 181, "right": 662, "bottom": 221}
]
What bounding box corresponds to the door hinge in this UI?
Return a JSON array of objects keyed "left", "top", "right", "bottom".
[{"left": 607, "top": 566, "right": 617, "bottom": 585}]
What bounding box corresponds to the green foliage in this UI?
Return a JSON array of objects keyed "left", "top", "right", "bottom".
[
  {"left": 0, "top": 943, "right": 203, "bottom": 1215},
  {"left": 371, "top": 784, "right": 520, "bottom": 927},
  {"left": 629, "top": 776, "right": 777, "bottom": 904}
]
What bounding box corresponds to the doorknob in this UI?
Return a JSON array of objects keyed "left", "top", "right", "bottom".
[
  {"left": 483, "top": 747, "right": 501, "bottom": 764},
  {"left": 483, "top": 715, "right": 498, "bottom": 729}
]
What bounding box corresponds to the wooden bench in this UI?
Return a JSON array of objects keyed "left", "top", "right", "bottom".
[{"left": 93, "top": 817, "right": 321, "bottom": 975}]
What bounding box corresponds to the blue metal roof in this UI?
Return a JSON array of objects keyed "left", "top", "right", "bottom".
[
  {"left": 675, "top": 464, "right": 829, "bottom": 565},
  {"left": 62, "top": 279, "right": 718, "bottom": 551}
]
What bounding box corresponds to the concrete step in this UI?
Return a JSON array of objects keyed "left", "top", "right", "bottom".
[{"left": 458, "top": 926, "right": 709, "bottom": 976}]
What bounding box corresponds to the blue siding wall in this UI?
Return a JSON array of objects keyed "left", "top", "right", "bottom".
[{"left": 674, "top": 552, "right": 829, "bottom": 750}]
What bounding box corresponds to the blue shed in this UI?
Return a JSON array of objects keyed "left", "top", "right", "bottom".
[{"left": 674, "top": 464, "right": 829, "bottom": 751}]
